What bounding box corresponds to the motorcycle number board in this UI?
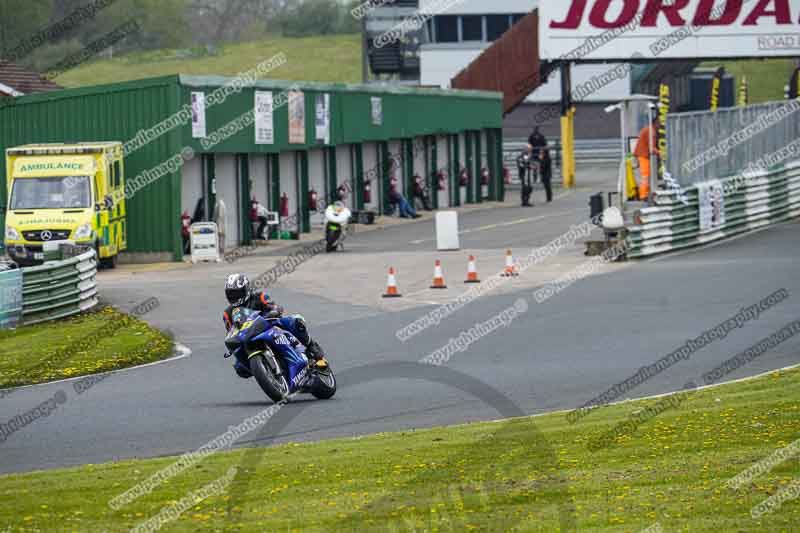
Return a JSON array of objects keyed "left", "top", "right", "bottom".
[
  {"left": 0, "top": 269, "right": 23, "bottom": 330},
  {"left": 539, "top": 0, "right": 800, "bottom": 61}
]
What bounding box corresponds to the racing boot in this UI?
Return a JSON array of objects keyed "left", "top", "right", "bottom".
[{"left": 305, "top": 338, "right": 327, "bottom": 365}]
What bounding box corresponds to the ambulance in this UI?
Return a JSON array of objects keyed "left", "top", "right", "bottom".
[{"left": 4, "top": 142, "right": 126, "bottom": 267}]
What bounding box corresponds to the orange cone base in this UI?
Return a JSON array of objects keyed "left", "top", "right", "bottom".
[
  {"left": 430, "top": 284, "right": 448, "bottom": 289},
  {"left": 383, "top": 292, "right": 403, "bottom": 298},
  {"left": 464, "top": 278, "right": 480, "bottom": 284}
]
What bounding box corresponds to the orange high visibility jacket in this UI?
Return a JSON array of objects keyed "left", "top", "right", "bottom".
[{"left": 634, "top": 125, "right": 657, "bottom": 158}]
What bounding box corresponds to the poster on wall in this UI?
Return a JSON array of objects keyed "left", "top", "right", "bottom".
[
  {"left": 698, "top": 180, "right": 726, "bottom": 233},
  {"left": 255, "top": 91, "right": 274, "bottom": 145},
  {"left": 288, "top": 90, "right": 306, "bottom": 144},
  {"left": 191, "top": 92, "right": 206, "bottom": 139},
  {"left": 315, "top": 93, "right": 331, "bottom": 145},
  {"left": 371, "top": 96, "right": 383, "bottom": 126},
  {"left": 0, "top": 269, "right": 23, "bottom": 330}
]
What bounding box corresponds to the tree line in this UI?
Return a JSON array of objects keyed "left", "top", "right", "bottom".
[{"left": 0, "top": 0, "right": 361, "bottom": 71}]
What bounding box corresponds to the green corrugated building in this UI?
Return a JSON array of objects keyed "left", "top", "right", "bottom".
[{"left": 0, "top": 75, "right": 504, "bottom": 262}]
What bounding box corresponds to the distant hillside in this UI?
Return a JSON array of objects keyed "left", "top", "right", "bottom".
[
  {"left": 701, "top": 59, "right": 797, "bottom": 104},
  {"left": 54, "top": 34, "right": 362, "bottom": 88}
]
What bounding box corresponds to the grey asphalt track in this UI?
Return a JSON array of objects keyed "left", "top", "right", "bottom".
[{"left": 1, "top": 193, "right": 798, "bottom": 475}]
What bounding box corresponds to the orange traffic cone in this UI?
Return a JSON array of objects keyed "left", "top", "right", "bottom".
[
  {"left": 430, "top": 260, "right": 448, "bottom": 289},
  {"left": 501, "top": 249, "right": 519, "bottom": 277},
  {"left": 383, "top": 267, "right": 402, "bottom": 298},
  {"left": 464, "top": 255, "right": 480, "bottom": 284}
]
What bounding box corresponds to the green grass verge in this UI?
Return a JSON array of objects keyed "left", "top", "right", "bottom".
[
  {"left": 1, "top": 364, "right": 798, "bottom": 532},
  {"left": 0, "top": 306, "right": 173, "bottom": 388},
  {"left": 54, "top": 34, "right": 362, "bottom": 89},
  {"left": 700, "top": 59, "right": 797, "bottom": 104}
]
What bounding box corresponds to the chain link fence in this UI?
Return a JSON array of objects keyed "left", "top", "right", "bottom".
[{"left": 667, "top": 100, "right": 800, "bottom": 187}]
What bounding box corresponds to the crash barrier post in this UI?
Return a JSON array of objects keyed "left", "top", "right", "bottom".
[
  {"left": 626, "top": 161, "right": 800, "bottom": 259},
  {"left": 19, "top": 249, "right": 99, "bottom": 326}
]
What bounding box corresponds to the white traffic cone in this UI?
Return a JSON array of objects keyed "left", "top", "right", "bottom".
[
  {"left": 383, "top": 267, "right": 402, "bottom": 298},
  {"left": 501, "top": 249, "right": 518, "bottom": 277},
  {"left": 464, "top": 255, "right": 480, "bottom": 284},
  {"left": 430, "top": 260, "right": 447, "bottom": 289}
]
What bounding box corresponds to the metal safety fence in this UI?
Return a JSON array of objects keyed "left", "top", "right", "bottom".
[
  {"left": 20, "top": 249, "right": 99, "bottom": 326},
  {"left": 503, "top": 138, "right": 624, "bottom": 185},
  {"left": 667, "top": 101, "right": 800, "bottom": 187},
  {"left": 626, "top": 160, "right": 800, "bottom": 259}
]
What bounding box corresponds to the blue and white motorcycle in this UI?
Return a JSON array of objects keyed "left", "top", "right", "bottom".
[{"left": 224, "top": 307, "right": 336, "bottom": 403}]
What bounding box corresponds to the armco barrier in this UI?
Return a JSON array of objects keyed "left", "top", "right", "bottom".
[
  {"left": 626, "top": 160, "right": 800, "bottom": 259},
  {"left": 20, "top": 250, "right": 99, "bottom": 325}
]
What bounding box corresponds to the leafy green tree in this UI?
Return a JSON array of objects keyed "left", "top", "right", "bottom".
[
  {"left": 58, "top": 0, "right": 189, "bottom": 51},
  {"left": 0, "top": 0, "right": 55, "bottom": 60},
  {"left": 278, "top": 0, "right": 358, "bottom": 38},
  {"left": 122, "top": 0, "right": 189, "bottom": 49}
]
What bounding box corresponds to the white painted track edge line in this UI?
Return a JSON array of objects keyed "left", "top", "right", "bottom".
[{"left": 0, "top": 342, "right": 192, "bottom": 393}]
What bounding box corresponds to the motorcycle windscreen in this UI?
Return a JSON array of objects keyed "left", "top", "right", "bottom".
[{"left": 224, "top": 307, "right": 259, "bottom": 352}]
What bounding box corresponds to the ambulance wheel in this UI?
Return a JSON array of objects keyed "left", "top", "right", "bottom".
[
  {"left": 100, "top": 254, "right": 118, "bottom": 269},
  {"left": 95, "top": 242, "right": 117, "bottom": 269}
]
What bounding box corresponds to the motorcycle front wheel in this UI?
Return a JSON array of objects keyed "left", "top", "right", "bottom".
[{"left": 250, "top": 354, "right": 289, "bottom": 403}]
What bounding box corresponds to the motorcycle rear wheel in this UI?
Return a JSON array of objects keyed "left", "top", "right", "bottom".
[
  {"left": 250, "top": 355, "right": 289, "bottom": 403},
  {"left": 311, "top": 367, "right": 337, "bottom": 400}
]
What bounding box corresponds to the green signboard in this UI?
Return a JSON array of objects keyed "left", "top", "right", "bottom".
[{"left": 0, "top": 268, "right": 23, "bottom": 330}]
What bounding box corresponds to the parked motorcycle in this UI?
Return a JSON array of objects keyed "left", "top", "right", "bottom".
[
  {"left": 324, "top": 202, "right": 351, "bottom": 253},
  {"left": 224, "top": 307, "right": 336, "bottom": 403}
]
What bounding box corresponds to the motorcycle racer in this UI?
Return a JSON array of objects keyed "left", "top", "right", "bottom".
[{"left": 223, "top": 273, "right": 327, "bottom": 379}]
